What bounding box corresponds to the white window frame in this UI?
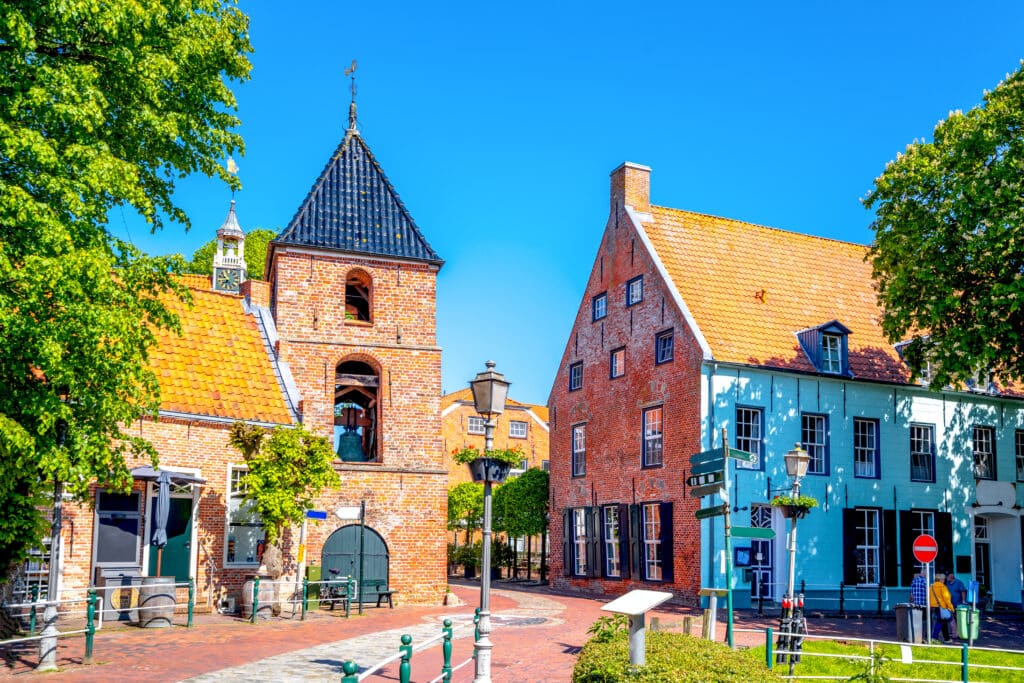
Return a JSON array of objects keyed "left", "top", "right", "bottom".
[
  {"left": 735, "top": 407, "right": 762, "bottom": 470},
  {"left": 821, "top": 333, "right": 842, "bottom": 374},
  {"left": 642, "top": 503, "right": 662, "bottom": 581},
  {"left": 973, "top": 425, "right": 996, "bottom": 480},
  {"left": 225, "top": 465, "right": 265, "bottom": 568},
  {"left": 642, "top": 407, "right": 663, "bottom": 467},
  {"left": 509, "top": 420, "right": 528, "bottom": 439},
  {"left": 910, "top": 510, "right": 935, "bottom": 577},
  {"left": 853, "top": 418, "right": 878, "bottom": 478},
  {"left": 1016, "top": 430, "right": 1024, "bottom": 482},
  {"left": 626, "top": 276, "right": 644, "bottom": 306},
  {"left": 603, "top": 506, "right": 621, "bottom": 578},
  {"left": 572, "top": 424, "right": 586, "bottom": 477},
  {"left": 610, "top": 348, "right": 625, "bottom": 378},
  {"left": 855, "top": 508, "right": 880, "bottom": 586},
  {"left": 572, "top": 508, "right": 588, "bottom": 576},
  {"left": 655, "top": 330, "right": 674, "bottom": 364},
  {"left": 910, "top": 424, "right": 935, "bottom": 482},
  {"left": 801, "top": 413, "right": 827, "bottom": 475},
  {"left": 569, "top": 362, "right": 583, "bottom": 391},
  {"left": 592, "top": 293, "right": 607, "bottom": 321},
  {"left": 467, "top": 416, "right": 485, "bottom": 435}
]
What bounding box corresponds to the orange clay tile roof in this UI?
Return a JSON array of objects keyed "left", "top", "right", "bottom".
[
  {"left": 441, "top": 388, "right": 549, "bottom": 421},
  {"left": 643, "top": 207, "right": 908, "bottom": 384},
  {"left": 148, "top": 280, "right": 293, "bottom": 424}
]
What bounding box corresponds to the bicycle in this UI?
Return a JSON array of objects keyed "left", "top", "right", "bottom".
[{"left": 319, "top": 568, "right": 352, "bottom": 612}]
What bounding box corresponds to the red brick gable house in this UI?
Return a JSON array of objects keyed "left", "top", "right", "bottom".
[{"left": 47, "top": 112, "right": 448, "bottom": 610}]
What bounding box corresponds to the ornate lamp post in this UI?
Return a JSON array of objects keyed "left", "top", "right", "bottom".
[
  {"left": 468, "top": 360, "right": 510, "bottom": 683},
  {"left": 782, "top": 442, "right": 809, "bottom": 675}
]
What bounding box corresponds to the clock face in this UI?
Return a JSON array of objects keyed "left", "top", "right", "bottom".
[{"left": 214, "top": 267, "right": 241, "bottom": 292}]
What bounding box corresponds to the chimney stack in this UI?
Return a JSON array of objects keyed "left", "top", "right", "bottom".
[{"left": 610, "top": 162, "right": 651, "bottom": 214}]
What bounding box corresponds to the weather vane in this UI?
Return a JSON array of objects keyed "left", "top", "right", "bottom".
[{"left": 345, "top": 59, "right": 358, "bottom": 130}]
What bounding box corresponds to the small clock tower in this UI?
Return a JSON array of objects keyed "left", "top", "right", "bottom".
[{"left": 212, "top": 200, "right": 247, "bottom": 293}]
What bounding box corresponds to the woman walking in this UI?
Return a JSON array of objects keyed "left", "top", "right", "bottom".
[{"left": 930, "top": 573, "right": 955, "bottom": 643}]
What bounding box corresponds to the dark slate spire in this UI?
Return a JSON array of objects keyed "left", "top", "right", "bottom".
[{"left": 273, "top": 131, "right": 442, "bottom": 264}]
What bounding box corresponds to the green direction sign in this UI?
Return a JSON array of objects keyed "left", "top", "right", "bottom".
[
  {"left": 690, "top": 459, "right": 726, "bottom": 476},
  {"left": 727, "top": 448, "right": 756, "bottom": 463},
  {"left": 694, "top": 504, "right": 728, "bottom": 520},
  {"left": 689, "top": 447, "right": 726, "bottom": 465},
  {"left": 731, "top": 526, "right": 776, "bottom": 540},
  {"left": 686, "top": 470, "right": 724, "bottom": 488},
  {"left": 689, "top": 483, "right": 725, "bottom": 499}
]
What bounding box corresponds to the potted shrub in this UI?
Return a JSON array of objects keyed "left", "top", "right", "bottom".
[
  {"left": 455, "top": 542, "right": 481, "bottom": 579},
  {"left": 770, "top": 494, "right": 819, "bottom": 519},
  {"left": 452, "top": 446, "right": 523, "bottom": 484}
]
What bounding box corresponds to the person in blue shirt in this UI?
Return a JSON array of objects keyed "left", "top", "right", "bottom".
[
  {"left": 910, "top": 571, "right": 928, "bottom": 607},
  {"left": 946, "top": 572, "right": 967, "bottom": 608}
]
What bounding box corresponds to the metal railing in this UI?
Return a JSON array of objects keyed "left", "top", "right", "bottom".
[
  {"left": 734, "top": 626, "right": 1024, "bottom": 682},
  {"left": 242, "top": 576, "right": 358, "bottom": 623},
  {"left": 338, "top": 616, "right": 477, "bottom": 683},
  {"left": 753, "top": 579, "right": 893, "bottom": 616}
]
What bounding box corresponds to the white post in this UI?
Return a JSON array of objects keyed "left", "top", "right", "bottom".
[
  {"left": 628, "top": 613, "right": 646, "bottom": 666},
  {"left": 36, "top": 602, "right": 59, "bottom": 671},
  {"left": 925, "top": 562, "right": 932, "bottom": 644}
]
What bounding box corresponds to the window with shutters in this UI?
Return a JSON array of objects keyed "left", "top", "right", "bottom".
[
  {"left": 854, "top": 508, "right": 880, "bottom": 586},
  {"left": 572, "top": 508, "right": 588, "bottom": 576},
  {"left": 642, "top": 503, "right": 662, "bottom": 581},
  {"left": 603, "top": 506, "right": 621, "bottom": 578},
  {"left": 910, "top": 424, "right": 935, "bottom": 482},
  {"left": 972, "top": 425, "right": 996, "bottom": 480},
  {"left": 909, "top": 510, "right": 935, "bottom": 577}
]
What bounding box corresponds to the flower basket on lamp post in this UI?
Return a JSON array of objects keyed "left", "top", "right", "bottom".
[
  {"left": 453, "top": 446, "right": 522, "bottom": 485},
  {"left": 770, "top": 494, "right": 818, "bottom": 520}
]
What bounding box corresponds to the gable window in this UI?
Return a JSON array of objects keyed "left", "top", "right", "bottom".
[
  {"left": 973, "top": 425, "right": 996, "bottom": 480},
  {"left": 655, "top": 330, "right": 674, "bottom": 364},
  {"left": 592, "top": 292, "right": 607, "bottom": 321},
  {"left": 572, "top": 508, "right": 589, "bottom": 576},
  {"left": 853, "top": 418, "right": 880, "bottom": 479},
  {"left": 642, "top": 407, "right": 663, "bottom": 467},
  {"left": 1016, "top": 430, "right": 1024, "bottom": 482},
  {"left": 509, "top": 420, "right": 527, "bottom": 439},
  {"left": 603, "top": 506, "right": 621, "bottom": 578},
  {"left": 801, "top": 413, "right": 828, "bottom": 475},
  {"left": 626, "top": 276, "right": 644, "bottom": 307},
  {"left": 610, "top": 348, "right": 625, "bottom": 378},
  {"left": 572, "top": 424, "right": 586, "bottom": 477},
  {"left": 467, "top": 416, "right": 485, "bottom": 435},
  {"left": 227, "top": 466, "right": 265, "bottom": 566},
  {"left": 735, "top": 406, "right": 763, "bottom": 471},
  {"left": 821, "top": 334, "right": 842, "bottom": 374},
  {"left": 569, "top": 362, "right": 583, "bottom": 392},
  {"left": 910, "top": 424, "right": 935, "bottom": 482},
  {"left": 854, "top": 508, "right": 880, "bottom": 586}
]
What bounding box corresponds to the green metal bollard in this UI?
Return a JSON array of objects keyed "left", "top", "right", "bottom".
[
  {"left": 765, "top": 627, "right": 773, "bottom": 669},
  {"left": 85, "top": 589, "right": 96, "bottom": 664},
  {"left": 399, "top": 634, "right": 412, "bottom": 683},
  {"left": 188, "top": 578, "right": 195, "bottom": 628},
  {"left": 442, "top": 618, "right": 453, "bottom": 682},
  {"left": 251, "top": 576, "right": 260, "bottom": 624},
  {"left": 346, "top": 577, "right": 353, "bottom": 619},
  {"left": 302, "top": 577, "right": 308, "bottom": 621},
  {"left": 961, "top": 642, "right": 969, "bottom": 683},
  {"left": 29, "top": 584, "right": 39, "bottom": 636},
  {"left": 341, "top": 660, "right": 359, "bottom": 683},
  {"left": 473, "top": 607, "right": 481, "bottom": 659}
]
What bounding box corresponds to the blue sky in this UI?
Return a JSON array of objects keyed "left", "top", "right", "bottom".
[{"left": 114, "top": 1, "right": 1024, "bottom": 405}]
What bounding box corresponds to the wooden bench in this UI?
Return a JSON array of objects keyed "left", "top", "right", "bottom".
[{"left": 364, "top": 580, "right": 397, "bottom": 608}]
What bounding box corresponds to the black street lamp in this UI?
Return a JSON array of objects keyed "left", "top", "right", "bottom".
[{"left": 468, "top": 360, "right": 509, "bottom": 683}]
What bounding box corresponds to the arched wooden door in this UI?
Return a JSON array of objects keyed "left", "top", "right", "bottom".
[{"left": 321, "top": 524, "right": 389, "bottom": 599}]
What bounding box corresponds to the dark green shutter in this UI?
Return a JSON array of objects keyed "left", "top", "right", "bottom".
[
  {"left": 629, "top": 504, "right": 641, "bottom": 578},
  {"left": 587, "top": 507, "right": 601, "bottom": 578},
  {"left": 561, "top": 508, "right": 571, "bottom": 577},
  {"left": 882, "top": 509, "right": 898, "bottom": 586},
  {"left": 841, "top": 508, "right": 859, "bottom": 585},
  {"left": 936, "top": 512, "right": 953, "bottom": 573},
  {"left": 899, "top": 510, "right": 916, "bottom": 586},
  {"left": 618, "top": 504, "right": 631, "bottom": 579},
  {"left": 659, "top": 501, "right": 674, "bottom": 583}
]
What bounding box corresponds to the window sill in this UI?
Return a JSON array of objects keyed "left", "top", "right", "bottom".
[
  {"left": 641, "top": 463, "right": 664, "bottom": 470},
  {"left": 343, "top": 319, "right": 373, "bottom": 327},
  {"left": 655, "top": 358, "right": 673, "bottom": 366},
  {"left": 571, "top": 472, "right": 586, "bottom": 479},
  {"left": 225, "top": 562, "right": 261, "bottom": 569}
]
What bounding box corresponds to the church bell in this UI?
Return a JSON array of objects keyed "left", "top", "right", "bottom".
[{"left": 336, "top": 405, "right": 367, "bottom": 462}]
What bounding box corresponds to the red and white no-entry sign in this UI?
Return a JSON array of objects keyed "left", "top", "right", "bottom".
[{"left": 913, "top": 534, "right": 938, "bottom": 564}]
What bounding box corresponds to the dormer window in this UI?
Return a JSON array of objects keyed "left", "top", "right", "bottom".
[{"left": 796, "top": 320, "right": 851, "bottom": 376}]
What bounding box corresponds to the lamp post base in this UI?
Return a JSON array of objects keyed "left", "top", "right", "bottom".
[{"left": 473, "top": 630, "right": 493, "bottom": 683}]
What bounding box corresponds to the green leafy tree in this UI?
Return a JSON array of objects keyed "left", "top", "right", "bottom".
[
  {"left": 866, "top": 63, "right": 1024, "bottom": 387},
  {"left": 186, "top": 227, "right": 277, "bottom": 279},
  {"left": 0, "top": 0, "right": 251, "bottom": 573},
  {"left": 448, "top": 482, "right": 483, "bottom": 544},
  {"left": 497, "top": 468, "right": 549, "bottom": 538},
  {"left": 228, "top": 423, "right": 339, "bottom": 546}
]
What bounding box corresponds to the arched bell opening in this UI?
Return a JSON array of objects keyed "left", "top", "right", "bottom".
[
  {"left": 334, "top": 359, "right": 379, "bottom": 462},
  {"left": 345, "top": 269, "right": 372, "bottom": 323}
]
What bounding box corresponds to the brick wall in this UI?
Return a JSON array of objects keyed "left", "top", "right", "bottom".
[{"left": 547, "top": 162, "right": 704, "bottom": 604}]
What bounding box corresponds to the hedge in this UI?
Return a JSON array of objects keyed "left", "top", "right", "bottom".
[{"left": 572, "top": 631, "right": 784, "bottom": 682}]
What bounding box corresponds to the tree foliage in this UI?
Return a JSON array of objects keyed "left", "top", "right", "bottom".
[
  {"left": 228, "top": 423, "right": 339, "bottom": 545},
  {"left": 0, "top": 0, "right": 252, "bottom": 572},
  {"left": 185, "top": 227, "right": 277, "bottom": 279},
  {"left": 447, "top": 482, "right": 483, "bottom": 541},
  {"left": 866, "top": 63, "right": 1024, "bottom": 387},
  {"left": 494, "top": 468, "right": 549, "bottom": 537}
]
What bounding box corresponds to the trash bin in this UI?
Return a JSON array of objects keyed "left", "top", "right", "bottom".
[
  {"left": 956, "top": 606, "right": 980, "bottom": 641},
  {"left": 306, "top": 565, "right": 321, "bottom": 611},
  {"left": 894, "top": 603, "right": 925, "bottom": 643}
]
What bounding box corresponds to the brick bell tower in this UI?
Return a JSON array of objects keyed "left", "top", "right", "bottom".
[{"left": 265, "top": 95, "right": 447, "bottom": 604}]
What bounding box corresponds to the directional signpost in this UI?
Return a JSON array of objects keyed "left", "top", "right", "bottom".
[
  {"left": 687, "top": 429, "right": 756, "bottom": 648},
  {"left": 913, "top": 533, "right": 938, "bottom": 643}
]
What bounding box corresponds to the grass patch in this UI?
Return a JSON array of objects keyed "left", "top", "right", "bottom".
[{"left": 748, "top": 640, "right": 1024, "bottom": 682}]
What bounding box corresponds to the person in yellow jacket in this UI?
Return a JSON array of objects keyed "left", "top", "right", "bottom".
[{"left": 930, "top": 573, "right": 955, "bottom": 642}]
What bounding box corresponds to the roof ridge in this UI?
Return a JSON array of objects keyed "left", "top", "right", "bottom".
[{"left": 651, "top": 204, "right": 870, "bottom": 250}]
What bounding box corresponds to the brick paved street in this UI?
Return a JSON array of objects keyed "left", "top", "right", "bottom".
[{"left": 3, "top": 580, "right": 1022, "bottom": 682}]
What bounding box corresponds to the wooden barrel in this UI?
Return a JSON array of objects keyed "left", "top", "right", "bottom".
[
  {"left": 138, "top": 577, "right": 176, "bottom": 628},
  {"left": 240, "top": 575, "right": 273, "bottom": 620}
]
